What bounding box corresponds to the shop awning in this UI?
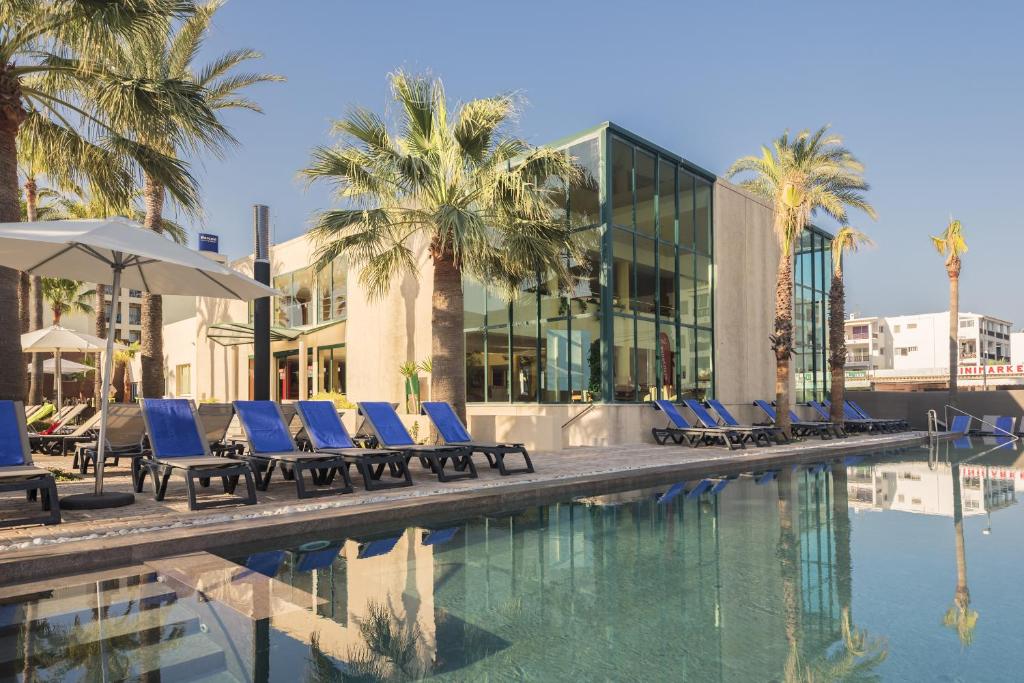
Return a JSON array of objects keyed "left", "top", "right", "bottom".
[{"left": 208, "top": 322, "right": 302, "bottom": 347}]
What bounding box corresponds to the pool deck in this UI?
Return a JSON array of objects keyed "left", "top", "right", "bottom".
[{"left": 0, "top": 431, "right": 928, "bottom": 585}]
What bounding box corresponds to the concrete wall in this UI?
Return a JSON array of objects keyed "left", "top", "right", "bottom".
[
  {"left": 852, "top": 390, "right": 1024, "bottom": 430},
  {"left": 712, "top": 179, "right": 777, "bottom": 404}
]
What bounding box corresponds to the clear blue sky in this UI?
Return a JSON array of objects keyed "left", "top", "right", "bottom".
[{"left": 185, "top": 0, "right": 1024, "bottom": 325}]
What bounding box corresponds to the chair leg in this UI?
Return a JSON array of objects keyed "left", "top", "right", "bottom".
[
  {"left": 42, "top": 478, "right": 61, "bottom": 525},
  {"left": 241, "top": 467, "right": 257, "bottom": 505},
  {"left": 155, "top": 467, "right": 172, "bottom": 501},
  {"left": 185, "top": 473, "right": 199, "bottom": 511},
  {"left": 294, "top": 464, "right": 308, "bottom": 498}
]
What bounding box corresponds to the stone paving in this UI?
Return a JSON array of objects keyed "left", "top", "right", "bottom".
[{"left": 0, "top": 431, "right": 928, "bottom": 554}]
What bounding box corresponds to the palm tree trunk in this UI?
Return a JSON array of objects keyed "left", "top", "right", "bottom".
[
  {"left": 777, "top": 468, "right": 803, "bottom": 679},
  {"left": 24, "top": 179, "right": 44, "bottom": 404},
  {"left": 948, "top": 268, "right": 959, "bottom": 396},
  {"left": 0, "top": 71, "right": 28, "bottom": 401},
  {"left": 93, "top": 284, "right": 106, "bottom": 404},
  {"left": 828, "top": 271, "right": 846, "bottom": 427},
  {"left": 831, "top": 467, "right": 855, "bottom": 645},
  {"left": 140, "top": 174, "right": 165, "bottom": 399},
  {"left": 430, "top": 251, "right": 466, "bottom": 424},
  {"left": 774, "top": 246, "right": 795, "bottom": 438}
]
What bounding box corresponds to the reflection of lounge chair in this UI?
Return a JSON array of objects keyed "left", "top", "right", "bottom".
[
  {"left": 650, "top": 400, "right": 736, "bottom": 449},
  {"left": 357, "top": 536, "right": 401, "bottom": 559},
  {"left": 197, "top": 403, "right": 243, "bottom": 457},
  {"left": 243, "top": 550, "right": 285, "bottom": 578},
  {"left": 753, "top": 400, "right": 836, "bottom": 439},
  {"left": 686, "top": 399, "right": 779, "bottom": 446},
  {"left": 295, "top": 400, "right": 412, "bottom": 491},
  {"left": 358, "top": 402, "right": 477, "bottom": 482},
  {"left": 0, "top": 401, "right": 60, "bottom": 526},
  {"left": 846, "top": 400, "right": 908, "bottom": 431},
  {"left": 233, "top": 400, "right": 354, "bottom": 498},
  {"left": 422, "top": 527, "right": 459, "bottom": 547},
  {"left": 138, "top": 398, "right": 257, "bottom": 511},
  {"left": 295, "top": 543, "right": 342, "bottom": 571},
  {"left": 421, "top": 401, "right": 534, "bottom": 475}
]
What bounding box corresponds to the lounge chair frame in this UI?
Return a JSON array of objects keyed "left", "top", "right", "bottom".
[
  {"left": 0, "top": 401, "right": 61, "bottom": 526},
  {"left": 650, "top": 400, "right": 738, "bottom": 449},
  {"left": 138, "top": 399, "right": 257, "bottom": 511},
  {"left": 233, "top": 401, "right": 355, "bottom": 498},
  {"left": 705, "top": 399, "right": 789, "bottom": 445},
  {"left": 684, "top": 399, "right": 778, "bottom": 447},
  {"left": 358, "top": 402, "right": 478, "bottom": 482},
  {"left": 296, "top": 401, "right": 413, "bottom": 491},
  {"left": 421, "top": 402, "right": 534, "bottom": 475},
  {"left": 753, "top": 400, "right": 840, "bottom": 439},
  {"left": 74, "top": 403, "right": 149, "bottom": 487},
  {"left": 197, "top": 402, "right": 245, "bottom": 458}
]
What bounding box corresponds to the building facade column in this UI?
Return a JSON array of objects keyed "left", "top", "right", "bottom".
[{"left": 298, "top": 340, "right": 308, "bottom": 400}]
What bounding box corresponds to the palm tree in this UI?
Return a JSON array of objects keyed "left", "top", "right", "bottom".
[
  {"left": 944, "top": 460, "right": 978, "bottom": 647},
  {"left": 827, "top": 227, "right": 874, "bottom": 428},
  {"left": 727, "top": 127, "right": 876, "bottom": 436},
  {"left": 0, "top": 0, "right": 197, "bottom": 401},
  {"left": 113, "top": 340, "right": 141, "bottom": 402},
  {"left": 302, "top": 72, "right": 583, "bottom": 421},
  {"left": 41, "top": 278, "right": 95, "bottom": 326},
  {"left": 91, "top": 0, "right": 282, "bottom": 398},
  {"left": 931, "top": 219, "right": 968, "bottom": 396}
]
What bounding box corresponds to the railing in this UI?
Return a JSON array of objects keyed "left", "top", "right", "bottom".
[
  {"left": 562, "top": 403, "right": 596, "bottom": 429},
  {"left": 943, "top": 404, "right": 1020, "bottom": 442},
  {"left": 926, "top": 410, "right": 938, "bottom": 439}
]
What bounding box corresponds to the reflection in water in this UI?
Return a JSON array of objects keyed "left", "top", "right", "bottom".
[{"left": 944, "top": 459, "right": 979, "bottom": 647}]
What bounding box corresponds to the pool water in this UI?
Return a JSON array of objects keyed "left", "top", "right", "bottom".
[{"left": 2, "top": 439, "right": 1021, "bottom": 681}]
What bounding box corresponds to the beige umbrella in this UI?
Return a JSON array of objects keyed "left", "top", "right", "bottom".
[
  {"left": 27, "top": 357, "right": 95, "bottom": 374},
  {"left": 20, "top": 326, "right": 118, "bottom": 411}
]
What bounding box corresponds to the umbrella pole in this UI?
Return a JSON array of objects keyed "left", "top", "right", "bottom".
[
  {"left": 54, "top": 350, "right": 61, "bottom": 412},
  {"left": 94, "top": 272, "right": 120, "bottom": 496}
]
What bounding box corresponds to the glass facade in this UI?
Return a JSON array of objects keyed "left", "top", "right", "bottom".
[
  {"left": 464, "top": 124, "right": 716, "bottom": 404},
  {"left": 794, "top": 227, "right": 833, "bottom": 402},
  {"left": 272, "top": 260, "right": 347, "bottom": 328}
]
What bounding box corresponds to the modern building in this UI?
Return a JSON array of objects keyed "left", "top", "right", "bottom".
[
  {"left": 844, "top": 311, "right": 1017, "bottom": 390},
  {"left": 161, "top": 122, "right": 836, "bottom": 448}
]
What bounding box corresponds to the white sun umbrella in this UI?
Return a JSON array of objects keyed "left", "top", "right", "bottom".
[
  {"left": 0, "top": 218, "right": 277, "bottom": 508},
  {"left": 27, "top": 357, "right": 95, "bottom": 375},
  {"left": 21, "top": 325, "right": 117, "bottom": 409}
]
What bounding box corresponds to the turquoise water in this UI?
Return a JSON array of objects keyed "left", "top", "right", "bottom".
[{"left": 1, "top": 439, "right": 1021, "bottom": 681}]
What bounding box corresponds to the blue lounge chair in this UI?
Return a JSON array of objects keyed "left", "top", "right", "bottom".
[
  {"left": 0, "top": 400, "right": 60, "bottom": 526},
  {"left": 809, "top": 400, "right": 875, "bottom": 432},
  {"left": 682, "top": 399, "right": 766, "bottom": 447},
  {"left": 948, "top": 414, "right": 972, "bottom": 435},
  {"left": 233, "top": 400, "right": 355, "bottom": 498},
  {"left": 834, "top": 400, "right": 901, "bottom": 432},
  {"left": 357, "top": 402, "right": 477, "bottom": 482},
  {"left": 650, "top": 400, "right": 736, "bottom": 449},
  {"left": 295, "top": 400, "right": 412, "bottom": 491},
  {"left": 846, "top": 400, "right": 909, "bottom": 431},
  {"left": 421, "top": 401, "right": 534, "bottom": 475},
  {"left": 704, "top": 399, "right": 787, "bottom": 445},
  {"left": 752, "top": 400, "right": 838, "bottom": 439},
  {"left": 138, "top": 399, "right": 257, "bottom": 511},
  {"left": 979, "top": 416, "right": 1016, "bottom": 437}
]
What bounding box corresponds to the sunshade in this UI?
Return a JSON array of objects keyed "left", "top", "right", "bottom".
[
  {"left": 0, "top": 218, "right": 277, "bottom": 508},
  {"left": 21, "top": 325, "right": 119, "bottom": 409},
  {"left": 26, "top": 358, "right": 94, "bottom": 375}
]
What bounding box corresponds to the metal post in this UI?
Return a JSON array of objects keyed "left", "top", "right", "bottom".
[
  {"left": 253, "top": 205, "right": 271, "bottom": 400},
  {"left": 54, "top": 348, "right": 62, "bottom": 411},
  {"left": 94, "top": 268, "right": 120, "bottom": 496}
]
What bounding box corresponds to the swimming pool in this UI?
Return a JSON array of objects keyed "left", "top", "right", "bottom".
[{"left": 0, "top": 439, "right": 1018, "bottom": 681}]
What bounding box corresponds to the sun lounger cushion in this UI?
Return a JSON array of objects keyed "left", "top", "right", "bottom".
[
  {"left": 949, "top": 415, "right": 972, "bottom": 434},
  {"left": 683, "top": 399, "right": 723, "bottom": 428},
  {"left": 143, "top": 399, "right": 206, "bottom": 457},
  {"left": 296, "top": 401, "right": 354, "bottom": 449},
  {"left": 0, "top": 402, "right": 26, "bottom": 466},
  {"left": 707, "top": 399, "right": 742, "bottom": 427},
  {"left": 654, "top": 399, "right": 692, "bottom": 429},
  {"left": 234, "top": 401, "right": 295, "bottom": 453},
  {"left": 359, "top": 402, "right": 414, "bottom": 446},
  {"left": 422, "top": 402, "right": 473, "bottom": 443}
]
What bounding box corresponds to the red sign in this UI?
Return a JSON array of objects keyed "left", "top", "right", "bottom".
[{"left": 959, "top": 364, "right": 1024, "bottom": 377}]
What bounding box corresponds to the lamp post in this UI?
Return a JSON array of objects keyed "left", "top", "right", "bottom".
[{"left": 253, "top": 205, "right": 271, "bottom": 400}]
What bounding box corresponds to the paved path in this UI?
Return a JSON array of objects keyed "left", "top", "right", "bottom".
[{"left": 0, "top": 432, "right": 926, "bottom": 584}]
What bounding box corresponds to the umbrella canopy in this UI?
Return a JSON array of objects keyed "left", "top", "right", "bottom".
[
  {"left": 0, "top": 218, "right": 277, "bottom": 507},
  {"left": 27, "top": 358, "right": 94, "bottom": 375},
  {"left": 21, "top": 325, "right": 119, "bottom": 408}
]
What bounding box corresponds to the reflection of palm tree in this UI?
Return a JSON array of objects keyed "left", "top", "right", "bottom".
[
  {"left": 776, "top": 469, "right": 805, "bottom": 681},
  {"left": 944, "top": 461, "right": 979, "bottom": 646}
]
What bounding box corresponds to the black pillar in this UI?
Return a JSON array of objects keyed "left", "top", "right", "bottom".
[{"left": 253, "top": 204, "right": 271, "bottom": 400}]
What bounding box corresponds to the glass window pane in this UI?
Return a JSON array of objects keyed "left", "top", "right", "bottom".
[
  {"left": 332, "top": 260, "right": 347, "bottom": 319},
  {"left": 636, "top": 318, "right": 657, "bottom": 401},
  {"left": 696, "top": 255, "right": 713, "bottom": 328},
  {"left": 486, "top": 288, "right": 509, "bottom": 327},
  {"left": 568, "top": 138, "right": 601, "bottom": 228},
  {"left": 611, "top": 228, "right": 633, "bottom": 313},
  {"left": 317, "top": 267, "right": 332, "bottom": 323},
  {"left": 539, "top": 267, "right": 566, "bottom": 320},
  {"left": 695, "top": 180, "right": 712, "bottom": 255},
  {"left": 635, "top": 150, "right": 656, "bottom": 236},
  {"left": 659, "top": 160, "right": 676, "bottom": 242},
  {"left": 635, "top": 236, "right": 657, "bottom": 315},
  {"left": 572, "top": 315, "right": 601, "bottom": 403},
  {"left": 613, "top": 315, "right": 635, "bottom": 401},
  {"left": 679, "top": 172, "right": 695, "bottom": 249},
  {"left": 658, "top": 324, "right": 677, "bottom": 400},
  {"left": 678, "top": 326, "right": 695, "bottom": 397},
  {"left": 679, "top": 251, "right": 696, "bottom": 326},
  {"left": 569, "top": 228, "right": 602, "bottom": 316},
  {"left": 544, "top": 174, "right": 567, "bottom": 225},
  {"left": 512, "top": 276, "right": 539, "bottom": 327},
  {"left": 464, "top": 278, "right": 486, "bottom": 328},
  {"left": 466, "top": 331, "right": 486, "bottom": 402},
  {"left": 511, "top": 321, "right": 538, "bottom": 402},
  {"left": 273, "top": 274, "right": 290, "bottom": 327},
  {"left": 611, "top": 138, "right": 633, "bottom": 227},
  {"left": 696, "top": 328, "right": 714, "bottom": 398},
  {"left": 540, "top": 318, "right": 570, "bottom": 403},
  {"left": 292, "top": 267, "right": 313, "bottom": 326},
  {"left": 658, "top": 242, "right": 676, "bottom": 320},
  {"left": 486, "top": 327, "right": 509, "bottom": 401}
]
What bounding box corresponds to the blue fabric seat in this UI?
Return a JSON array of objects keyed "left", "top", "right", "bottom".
[
  {"left": 420, "top": 401, "right": 534, "bottom": 475},
  {"left": 0, "top": 400, "right": 60, "bottom": 526},
  {"left": 233, "top": 400, "right": 357, "bottom": 498},
  {"left": 650, "top": 399, "right": 735, "bottom": 449},
  {"left": 847, "top": 400, "right": 908, "bottom": 431},
  {"left": 295, "top": 400, "right": 413, "bottom": 491},
  {"left": 686, "top": 399, "right": 781, "bottom": 447},
  {"left": 809, "top": 400, "right": 874, "bottom": 433},
  {"left": 752, "top": 399, "right": 839, "bottom": 439},
  {"left": 139, "top": 399, "right": 257, "bottom": 511},
  {"left": 358, "top": 402, "right": 478, "bottom": 483}
]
